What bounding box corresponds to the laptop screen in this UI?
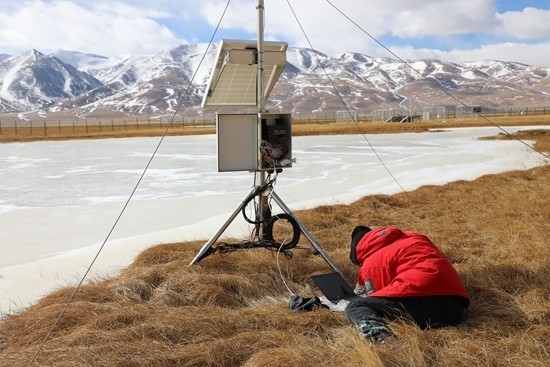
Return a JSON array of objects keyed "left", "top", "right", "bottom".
[{"left": 311, "top": 272, "right": 357, "bottom": 302}]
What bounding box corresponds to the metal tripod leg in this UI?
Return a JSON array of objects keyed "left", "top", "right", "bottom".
[
  {"left": 189, "top": 184, "right": 341, "bottom": 274},
  {"left": 189, "top": 186, "right": 258, "bottom": 265},
  {"left": 271, "top": 191, "right": 341, "bottom": 273}
]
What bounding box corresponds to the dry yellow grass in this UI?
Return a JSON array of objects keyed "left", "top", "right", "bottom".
[
  {"left": 0, "top": 130, "right": 548, "bottom": 367},
  {"left": 1, "top": 114, "right": 549, "bottom": 142}
]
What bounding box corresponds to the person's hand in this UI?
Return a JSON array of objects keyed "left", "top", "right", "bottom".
[
  {"left": 319, "top": 296, "right": 350, "bottom": 312},
  {"left": 354, "top": 283, "right": 367, "bottom": 296}
]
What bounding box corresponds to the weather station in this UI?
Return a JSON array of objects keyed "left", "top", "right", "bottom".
[{"left": 189, "top": 1, "right": 339, "bottom": 273}]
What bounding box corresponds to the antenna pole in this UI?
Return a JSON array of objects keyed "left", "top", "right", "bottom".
[
  {"left": 257, "top": 0, "right": 266, "bottom": 112},
  {"left": 257, "top": 0, "right": 270, "bottom": 239}
]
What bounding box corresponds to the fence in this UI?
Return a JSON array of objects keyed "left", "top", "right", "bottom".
[
  {"left": 0, "top": 116, "right": 214, "bottom": 138},
  {"left": 421, "top": 105, "right": 550, "bottom": 121},
  {"left": 1, "top": 106, "right": 549, "bottom": 138},
  {"left": 0, "top": 113, "right": 367, "bottom": 138}
]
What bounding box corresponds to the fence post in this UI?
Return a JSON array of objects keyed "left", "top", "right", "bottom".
[
  {"left": 72, "top": 122, "right": 75, "bottom": 135},
  {"left": 111, "top": 119, "right": 114, "bottom": 131},
  {"left": 15, "top": 122, "right": 18, "bottom": 135},
  {"left": 0, "top": 121, "right": 2, "bottom": 135},
  {"left": 43, "top": 121, "right": 47, "bottom": 136},
  {"left": 99, "top": 120, "right": 102, "bottom": 132}
]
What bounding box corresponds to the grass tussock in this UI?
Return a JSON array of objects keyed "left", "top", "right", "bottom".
[{"left": 0, "top": 131, "right": 549, "bottom": 367}]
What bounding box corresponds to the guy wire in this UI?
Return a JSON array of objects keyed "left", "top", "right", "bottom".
[
  {"left": 324, "top": 0, "right": 549, "bottom": 162},
  {"left": 24, "top": 1, "right": 233, "bottom": 366},
  {"left": 285, "top": 0, "right": 410, "bottom": 196}
]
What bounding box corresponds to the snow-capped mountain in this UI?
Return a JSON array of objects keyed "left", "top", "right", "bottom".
[
  {"left": 1, "top": 45, "right": 549, "bottom": 116},
  {"left": 277, "top": 49, "right": 550, "bottom": 113},
  {"left": 0, "top": 50, "right": 101, "bottom": 113},
  {"left": 46, "top": 44, "right": 216, "bottom": 115}
]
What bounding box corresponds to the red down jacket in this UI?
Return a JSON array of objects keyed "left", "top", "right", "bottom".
[{"left": 355, "top": 226, "right": 469, "bottom": 305}]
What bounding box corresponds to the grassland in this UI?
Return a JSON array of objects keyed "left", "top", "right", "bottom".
[{"left": 0, "top": 121, "right": 548, "bottom": 367}]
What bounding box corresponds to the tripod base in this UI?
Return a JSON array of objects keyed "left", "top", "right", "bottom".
[{"left": 188, "top": 186, "right": 341, "bottom": 274}]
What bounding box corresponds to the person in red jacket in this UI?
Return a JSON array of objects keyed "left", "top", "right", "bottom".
[{"left": 345, "top": 225, "right": 470, "bottom": 341}]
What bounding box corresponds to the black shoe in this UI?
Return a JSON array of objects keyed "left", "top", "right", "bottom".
[
  {"left": 289, "top": 295, "right": 321, "bottom": 312},
  {"left": 357, "top": 320, "right": 392, "bottom": 342}
]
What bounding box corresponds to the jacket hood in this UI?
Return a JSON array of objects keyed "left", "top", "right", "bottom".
[{"left": 354, "top": 226, "right": 405, "bottom": 264}]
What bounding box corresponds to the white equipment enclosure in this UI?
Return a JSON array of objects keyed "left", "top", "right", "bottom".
[{"left": 217, "top": 113, "right": 292, "bottom": 172}]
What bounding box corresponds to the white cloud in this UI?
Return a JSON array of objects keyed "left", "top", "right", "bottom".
[
  {"left": 209, "top": 0, "right": 499, "bottom": 43},
  {"left": 198, "top": 0, "right": 549, "bottom": 66},
  {"left": 389, "top": 0, "right": 498, "bottom": 37},
  {"left": 258, "top": 0, "right": 550, "bottom": 66},
  {"left": 392, "top": 41, "right": 550, "bottom": 67},
  {"left": 498, "top": 7, "right": 550, "bottom": 40},
  {"left": 0, "top": 0, "right": 549, "bottom": 67},
  {"left": 0, "top": 0, "right": 186, "bottom": 56},
  {"left": 201, "top": 0, "right": 258, "bottom": 34}
]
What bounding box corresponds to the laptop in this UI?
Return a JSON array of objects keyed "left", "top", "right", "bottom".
[{"left": 311, "top": 272, "right": 357, "bottom": 303}]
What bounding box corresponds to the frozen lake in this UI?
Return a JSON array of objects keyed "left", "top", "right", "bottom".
[{"left": 0, "top": 126, "right": 547, "bottom": 314}]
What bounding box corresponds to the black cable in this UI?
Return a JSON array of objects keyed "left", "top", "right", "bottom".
[
  {"left": 324, "top": 0, "right": 549, "bottom": 162},
  {"left": 265, "top": 213, "right": 301, "bottom": 250},
  {"left": 211, "top": 240, "right": 294, "bottom": 258},
  {"left": 242, "top": 175, "right": 277, "bottom": 225},
  {"left": 25, "top": 1, "right": 233, "bottom": 366}
]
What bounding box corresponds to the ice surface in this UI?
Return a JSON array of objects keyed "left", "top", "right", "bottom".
[{"left": 0, "top": 126, "right": 547, "bottom": 314}]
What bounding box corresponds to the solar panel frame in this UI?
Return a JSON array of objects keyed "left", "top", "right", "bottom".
[{"left": 202, "top": 39, "right": 288, "bottom": 109}]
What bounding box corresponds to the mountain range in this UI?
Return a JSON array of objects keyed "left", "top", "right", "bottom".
[{"left": 1, "top": 44, "right": 549, "bottom": 117}]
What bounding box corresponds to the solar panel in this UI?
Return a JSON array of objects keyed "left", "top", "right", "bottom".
[{"left": 202, "top": 39, "right": 288, "bottom": 109}]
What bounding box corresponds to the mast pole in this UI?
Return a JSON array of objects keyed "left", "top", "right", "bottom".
[
  {"left": 256, "top": 0, "right": 270, "bottom": 239},
  {"left": 257, "top": 0, "right": 266, "bottom": 113}
]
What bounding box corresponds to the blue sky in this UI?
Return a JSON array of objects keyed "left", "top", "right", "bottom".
[{"left": 1, "top": 0, "right": 549, "bottom": 66}]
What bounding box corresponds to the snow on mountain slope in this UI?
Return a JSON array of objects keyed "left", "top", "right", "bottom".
[
  {"left": 0, "top": 50, "right": 101, "bottom": 113},
  {"left": 1, "top": 45, "right": 549, "bottom": 115}
]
